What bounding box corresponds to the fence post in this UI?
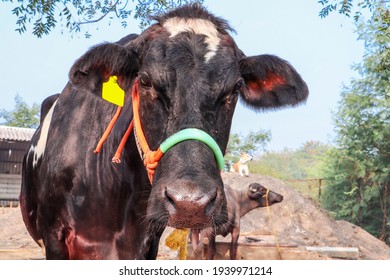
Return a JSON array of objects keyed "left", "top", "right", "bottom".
[{"left": 318, "top": 179, "right": 323, "bottom": 200}]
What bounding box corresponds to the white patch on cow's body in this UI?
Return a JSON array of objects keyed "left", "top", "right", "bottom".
[
  {"left": 32, "top": 100, "right": 58, "bottom": 167},
  {"left": 163, "top": 17, "right": 220, "bottom": 62},
  {"left": 26, "top": 145, "right": 34, "bottom": 165}
]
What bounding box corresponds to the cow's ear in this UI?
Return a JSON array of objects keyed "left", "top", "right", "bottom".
[
  {"left": 239, "top": 55, "right": 308, "bottom": 110},
  {"left": 69, "top": 43, "right": 139, "bottom": 89}
]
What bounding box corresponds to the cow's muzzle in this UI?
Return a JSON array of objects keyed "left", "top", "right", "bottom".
[{"left": 152, "top": 177, "right": 227, "bottom": 229}]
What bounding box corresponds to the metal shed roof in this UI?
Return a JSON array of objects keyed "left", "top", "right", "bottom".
[{"left": 0, "top": 125, "right": 35, "bottom": 141}]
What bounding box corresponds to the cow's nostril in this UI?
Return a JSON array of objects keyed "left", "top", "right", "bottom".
[
  {"left": 205, "top": 190, "right": 217, "bottom": 215},
  {"left": 165, "top": 189, "right": 177, "bottom": 210}
]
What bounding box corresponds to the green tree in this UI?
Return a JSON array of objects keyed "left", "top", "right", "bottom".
[
  {"left": 225, "top": 130, "right": 271, "bottom": 169},
  {"left": 318, "top": 0, "right": 388, "bottom": 21},
  {"left": 251, "top": 141, "right": 330, "bottom": 180},
  {"left": 0, "top": 94, "right": 40, "bottom": 128},
  {"left": 321, "top": 5, "right": 389, "bottom": 244},
  {"left": 2, "top": 0, "right": 203, "bottom": 38}
]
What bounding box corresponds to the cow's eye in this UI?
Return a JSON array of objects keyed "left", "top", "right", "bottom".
[
  {"left": 140, "top": 75, "right": 152, "bottom": 88},
  {"left": 232, "top": 79, "right": 245, "bottom": 94}
]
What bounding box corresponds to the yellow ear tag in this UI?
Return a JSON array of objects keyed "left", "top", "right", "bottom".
[{"left": 102, "top": 76, "right": 125, "bottom": 107}]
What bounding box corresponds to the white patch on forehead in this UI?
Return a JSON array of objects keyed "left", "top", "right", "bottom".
[
  {"left": 163, "top": 17, "right": 220, "bottom": 62},
  {"left": 33, "top": 99, "right": 58, "bottom": 167}
]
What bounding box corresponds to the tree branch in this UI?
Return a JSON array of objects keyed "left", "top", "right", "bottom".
[{"left": 77, "top": 0, "right": 121, "bottom": 26}]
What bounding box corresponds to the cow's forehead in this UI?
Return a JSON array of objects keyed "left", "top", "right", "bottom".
[{"left": 162, "top": 17, "right": 220, "bottom": 62}]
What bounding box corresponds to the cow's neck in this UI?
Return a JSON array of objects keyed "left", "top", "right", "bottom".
[{"left": 237, "top": 191, "right": 258, "bottom": 218}]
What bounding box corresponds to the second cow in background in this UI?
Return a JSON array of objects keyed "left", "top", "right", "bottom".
[{"left": 191, "top": 182, "right": 283, "bottom": 259}]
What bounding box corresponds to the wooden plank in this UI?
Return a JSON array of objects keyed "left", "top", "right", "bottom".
[
  {"left": 305, "top": 246, "right": 359, "bottom": 259},
  {"left": 187, "top": 241, "right": 329, "bottom": 260},
  {"left": 186, "top": 231, "right": 358, "bottom": 260}
]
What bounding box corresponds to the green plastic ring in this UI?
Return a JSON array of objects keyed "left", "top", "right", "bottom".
[{"left": 159, "top": 128, "right": 225, "bottom": 170}]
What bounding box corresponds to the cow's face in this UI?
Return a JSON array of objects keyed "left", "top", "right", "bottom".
[
  {"left": 248, "top": 183, "right": 284, "bottom": 207},
  {"left": 69, "top": 5, "right": 308, "bottom": 231},
  {"left": 130, "top": 21, "right": 244, "bottom": 230}
]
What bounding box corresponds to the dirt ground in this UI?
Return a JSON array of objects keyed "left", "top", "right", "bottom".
[{"left": 0, "top": 173, "right": 389, "bottom": 260}]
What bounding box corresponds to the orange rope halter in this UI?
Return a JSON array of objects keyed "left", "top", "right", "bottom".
[
  {"left": 131, "top": 79, "right": 164, "bottom": 184},
  {"left": 95, "top": 78, "right": 224, "bottom": 186},
  {"left": 93, "top": 106, "right": 122, "bottom": 154},
  {"left": 111, "top": 120, "right": 134, "bottom": 163},
  {"left": 94, "top": 79, "right": 165, "bottom": 184}
]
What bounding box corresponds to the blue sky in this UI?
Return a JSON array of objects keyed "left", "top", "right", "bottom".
[{"left": 0, "top": 0, "right": 364, "bottom": 151}]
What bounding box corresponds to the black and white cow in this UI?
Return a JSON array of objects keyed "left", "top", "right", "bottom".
[{"left": 20, "top": 4, "right": 308, "bottom": 259}]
